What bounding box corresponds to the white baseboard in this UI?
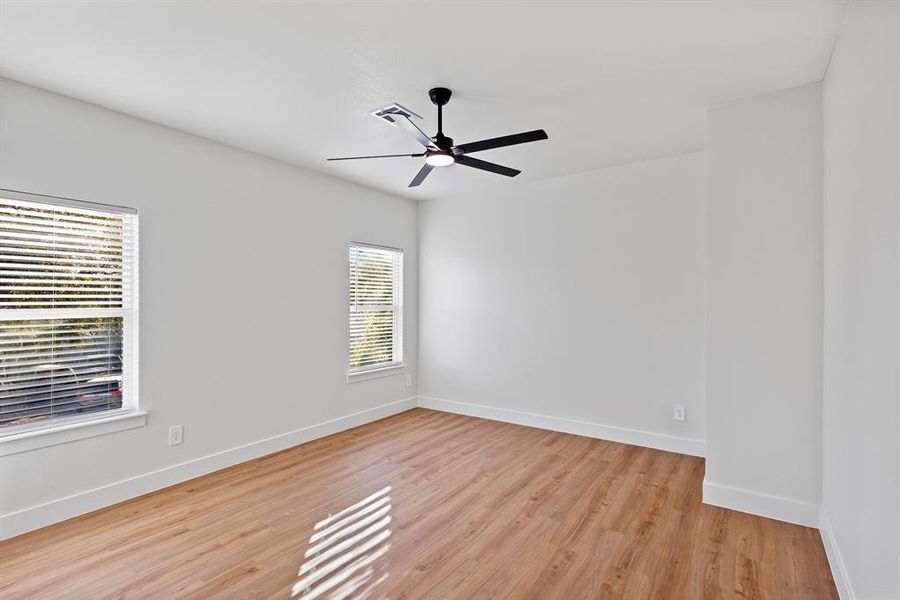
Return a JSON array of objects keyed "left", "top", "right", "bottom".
[
  {"left": 417, "top": 395, "right": 705, "bottom": 457},
  {"left": 818, "top": 507, "right": 855, "bottom": 599},
  {"left": 701, "top": 478, "right": 819, "bottom": 527},
  {"left": 0, "top": 397, "right": 417, "bottom": 540}
]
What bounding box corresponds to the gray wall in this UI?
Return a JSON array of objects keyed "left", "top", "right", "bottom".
[
  {"left": 823, "top": 1, "right": 900, "bottom": 597},
  {"left": 418, "top": 153, "right": 706, "bottom": 451},
  {"left": 0, "top": 79, "right": 418, "bottom": 532},
  {"left": 704, "top": 84, "right": 823, "bottom": 524}
]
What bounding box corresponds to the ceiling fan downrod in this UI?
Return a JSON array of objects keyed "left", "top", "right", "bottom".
[{"left": 429, "top": 87, "right": 453, "bottom": 148}]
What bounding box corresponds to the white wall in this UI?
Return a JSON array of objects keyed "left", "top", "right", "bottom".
[
  {"left": 704, "top": 84, "right": 823, "bottom": 526},
  {"left": 418, "top": 153, "right": 706, "bottom": 454},
  {"left": 822, "top": 1, "right": 900, "bottom": 597},
  {"left": 0, "top": 79, "right": 418, "bottom": 537}
]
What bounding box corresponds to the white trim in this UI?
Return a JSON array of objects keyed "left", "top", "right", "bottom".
[
  {"left": 349, "top": 241, "right": 403, "bottom": 253},
  {"left": 0, "top": 397, "right": 416, "bottom": 540},
  {"left": 819, "top": 507, "right": 855, "bottom": 599},
  {"left": 417, "top": 395, "right": 705, "bottom": 457},
  {"left": 346, "top": 363, "right": 406, "bottom": 383},
  {"left": 701, "top": 478, "right": 819, "bottom": 527},
  {"left": 128, "top": 209, "right": 140, "bottom": 416},
  {"left": 0, "top": 410, "right": 147, "bottom": 456},
  {"left": 0, "top": 187, "right": 137, "bottom": 215}
]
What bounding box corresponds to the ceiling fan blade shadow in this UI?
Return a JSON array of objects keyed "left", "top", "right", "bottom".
[
  {"left": 455, "top": 155, "right": 521, "bottom": 177},
  {"left": 454, "top": 129, "right": 547, "bottom": 154},
  {"left": 326, "top": 152, "right": 426, "bottom": 161},
  {"left": 409, "top": 163, "right": 434, "bottom": 187}
]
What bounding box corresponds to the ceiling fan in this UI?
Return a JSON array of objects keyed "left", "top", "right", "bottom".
[{"left": 327, "top": 87, "right": 548, "bottom": 187}]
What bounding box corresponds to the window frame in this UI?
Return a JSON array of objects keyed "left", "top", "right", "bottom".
[
  {"left": 346, "top": 241, "right": 404, "bottom": 381},
  {"left": 0, "top": 188, "right": 141, "bottom": 446}
]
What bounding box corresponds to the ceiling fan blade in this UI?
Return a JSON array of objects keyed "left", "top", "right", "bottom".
[
  {"left": 455, "top": 155, "right": 521, "bottom": 177},
  {"left": 394, "top": 115, "right": 437, "bottom": 149},
  {"left": 326, "top": 152, "right": 425, "bottom": 161},
  {"left": 454, "top": 129, "right": 548, "bottom": 154},
  {"left": 409, "top": 163, "right": 434, "bottom": 187}
]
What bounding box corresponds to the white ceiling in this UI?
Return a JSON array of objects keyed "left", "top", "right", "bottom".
[{"left": 0, "top": 1, "right": 846, "bottom": 200}]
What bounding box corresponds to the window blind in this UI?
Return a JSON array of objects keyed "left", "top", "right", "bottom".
[
  {"left": 348, "top": 244, "right": 403, "bottom": 372},
  {"left": 0, "top": 193, "right": 138, "bottom": 431}
]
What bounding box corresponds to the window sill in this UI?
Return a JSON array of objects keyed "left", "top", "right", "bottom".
[
  {"left": 346, "top": 364, "right": 406, "bottom": 384},
  {"left": 0, "top": 410, "right": 147, "bottom": 457}
]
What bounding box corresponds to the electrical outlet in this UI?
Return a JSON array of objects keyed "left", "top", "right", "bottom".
[
  {"left": 168, "top": 425, "right": 183, "bottom": 446},
  {"left": 673, "top": 405, "right": 686, "bottom": 422},
  {"left": 405, "top": 374, "right": 413, "bottom": 387}
]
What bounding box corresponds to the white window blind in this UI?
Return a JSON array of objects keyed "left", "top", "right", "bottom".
[
  {"left": 0, "top": 191, "right": 138, "bottom": 433},
  {"left": 348, "top": 243, "right": 403, "bottom": 373}
]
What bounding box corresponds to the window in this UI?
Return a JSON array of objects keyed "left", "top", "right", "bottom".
[
  {"left": 348, "top": 243, "right": 403, "bottom": 375},
  {"left": 0, "top": 190, "right": 138, "bottom": 434}
]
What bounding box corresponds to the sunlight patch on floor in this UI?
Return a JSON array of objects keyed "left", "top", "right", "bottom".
[{"left": 292, "top": 486, "right": 393, "bottom": 599}]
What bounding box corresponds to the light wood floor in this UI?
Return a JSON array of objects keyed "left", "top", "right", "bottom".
[{"left": 0, "top": 408, "right": 836, "bottom": 599}]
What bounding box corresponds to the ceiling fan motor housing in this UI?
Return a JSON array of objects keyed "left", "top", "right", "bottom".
[
  {"left": 428, "top": 87, "right": 452, "bottom": 106},
  {"left": 432, "top": 134, "right": 454, "bottom": 150}
]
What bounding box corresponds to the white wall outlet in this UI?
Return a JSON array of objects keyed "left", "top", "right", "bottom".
[
  {"left": 168, "top": 425, "right": 184, "bottom": 446},
  {"left": 405, "top": 374, "right": 413, "bottom": 387},
  {"left": 673, "top": 405, "right": 686, "bottom": 422}
]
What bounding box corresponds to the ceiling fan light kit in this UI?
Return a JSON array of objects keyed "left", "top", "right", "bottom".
[
  {"left": 425, "top": 152, "right": 455, "bottom": 167},
  {"left": 327, "top": 87, "right": 548, "bottom": 187}
]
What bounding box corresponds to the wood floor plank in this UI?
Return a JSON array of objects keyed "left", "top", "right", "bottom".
[{"left": 0, "top": 408, "right": 837, "bottom": 599}]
